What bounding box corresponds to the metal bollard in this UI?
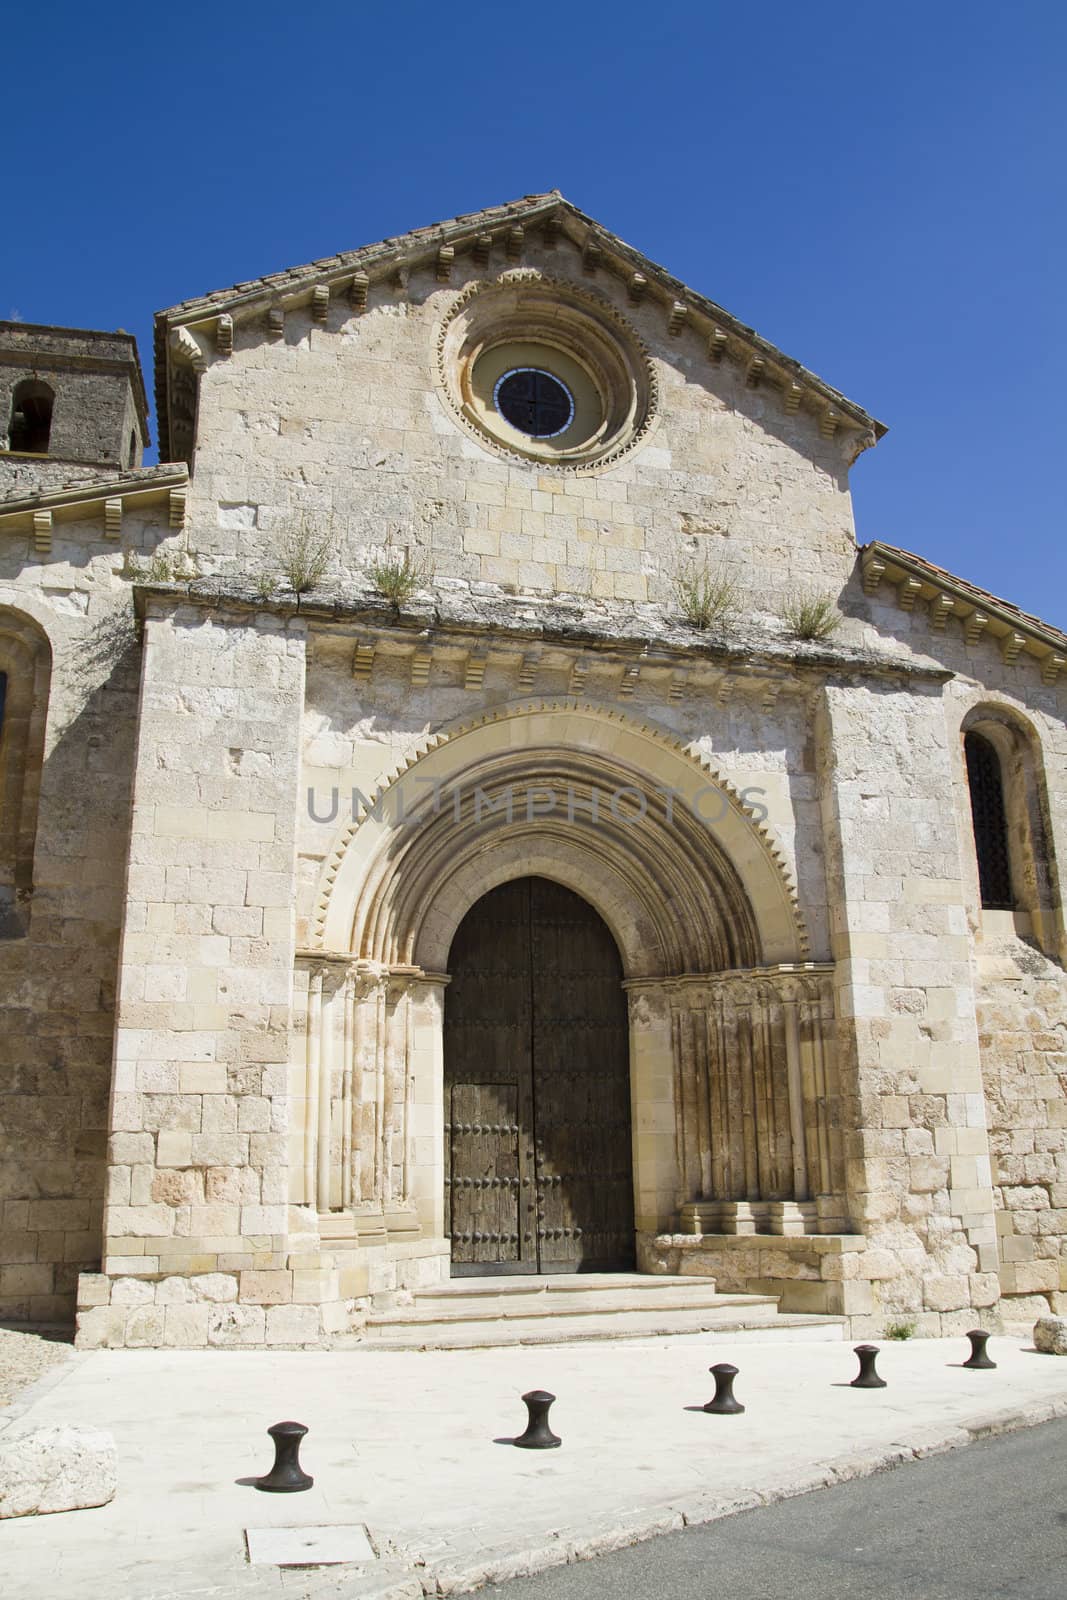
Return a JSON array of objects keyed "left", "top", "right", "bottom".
[
  {"left": 514, "top": 1389, "right": 561, "bottom": 1449},
  {"left": 254, "top": 1420, "right": 314, "bottom": 1492},
  {"left": 962, "top": 1329, "right": 996, "bottom": 1370},
  {"left": 703, "top": 1362, "right": 745, "bottom": 1415},
  {"left": 850, "top": 1344, "right": 887, "bottom": 1389}
]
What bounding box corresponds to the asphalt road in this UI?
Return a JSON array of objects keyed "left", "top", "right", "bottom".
[{"left": 481, "top": 1416, "right": 1067, "bottom": 1600}]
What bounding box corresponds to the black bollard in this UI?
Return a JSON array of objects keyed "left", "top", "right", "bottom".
[
  {"left": 851, "top": 1344, "right": 887, "bottom": 1389},
  {"left": 703, "top": 1362, "right": 745, "bottom": 1414},
  {"left": 254, "top": 1420, "right": 314, "bottom": 1492},
  {"left": 962, "top": 1329, "right": 996, "bottom": 1370},
  {"left": 514, "top": 1389, "right": 561, "bottom": 1449}
]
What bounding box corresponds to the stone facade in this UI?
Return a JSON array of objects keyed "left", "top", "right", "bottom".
[{"left": 0, "top": 194, "right": 1064, "bottom": 1344}]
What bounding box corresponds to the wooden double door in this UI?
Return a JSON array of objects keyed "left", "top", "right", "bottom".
[{"left": 444, "top": 877, "right": 635, "bottom": 1274}]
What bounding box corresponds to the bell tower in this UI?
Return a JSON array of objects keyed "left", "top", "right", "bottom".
[{"left": 0, "top": 321, "right": 150, "bottom": 494}]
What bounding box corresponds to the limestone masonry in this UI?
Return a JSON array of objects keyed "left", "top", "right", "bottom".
[{"left": 0, "top": 193, "right": 1064, "bottom": 1348}]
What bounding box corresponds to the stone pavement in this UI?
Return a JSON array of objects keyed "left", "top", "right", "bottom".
[{"left": 3, "top": 1330, "right": 1067, "bottom": 1600}]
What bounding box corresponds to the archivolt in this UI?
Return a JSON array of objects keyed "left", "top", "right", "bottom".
[{"left": 313, "top": 699, "right": 809, "bottom": 977}]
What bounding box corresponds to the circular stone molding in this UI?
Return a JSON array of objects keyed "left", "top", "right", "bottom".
[{"left": 435, "top": 274, "right": 658, "bottom": 471}]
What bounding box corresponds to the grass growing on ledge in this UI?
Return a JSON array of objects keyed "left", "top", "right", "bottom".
[
  {"left": 779, "top": 590, "right": 842, "bottom": 640},
  {"left": 672, "top": 559, "right": 740, "bottom": 631},
  {"left": 367, "top": 548, "right": 432, "bottom": 606},
  {"left": 279, "top": 515, "right": 333, "bottom": 594}
]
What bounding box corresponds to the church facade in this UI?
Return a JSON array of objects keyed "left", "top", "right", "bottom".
[{"left": 1, "top": 193, "right": 1065, "bottom": 1348}]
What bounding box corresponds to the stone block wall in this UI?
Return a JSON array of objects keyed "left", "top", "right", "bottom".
[
  {"left": 182, "top": 240, "right": 861, "bottom": 613},
  {"left": 977, "top": 932, "right": 1067, "bottom": 1318},
  {"left": 0, "top": 509, "right": 173, "bottom": 1323},
  {"left": 96, "top": 601, "right": 306, "bottom": 1279},
  {"left": 817, "top": 680, "right": 1002, "bottom": 1330}
]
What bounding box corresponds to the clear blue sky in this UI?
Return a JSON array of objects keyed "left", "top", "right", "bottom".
[{"left": 5, "top": 2, "right": 1065, "bottom": 625}]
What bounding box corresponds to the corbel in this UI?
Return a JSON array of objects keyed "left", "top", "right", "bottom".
[
  {"left": 618, "top": 663, "right": 641, "bottom": 699},
  {"left": 349, "top": 271, "right": 370, "bottom": 311},
  {"left": 518, "top": 651, "right": 539, "bottom": 691},
  {"left": 32, "top": 509, "right": 52, "bottom": 553},
  {"left": 929, "top": 593, "right": 955, "bottom": 631},
  {"left": 1041, "top": 653, "right": 1065, "bottom": 686},
  {"left": 582, "top": 240, "right": 603, "bottom": 275},
  {"left": 542, "top": 216, "right": 560, "bottom": 249},
  {"left": 505, "top": 225, "right": 524, "bottom": 259},
  {"left": 897, "top": 576, "right": 923, "bottom": 612},
  {"left": 568, "top": 659, "right": 588, "bottom": 695},
  {"left": 472, "top": 233, "right": 492, "bottom": 267},
  {"left": 784, "top": 382, "right": 803, "bottom": 415},
  {"left": 391, "top": 265, "right": 409, "bottom": 292},
  {"left": 436, "top": 244, "right": 455, "bottom": 282},
  {"left": 667, "top": 301, "right": 688, "bottom": 336},
  {"left": 266, "top": 306, "right": 285, "bottom": 338},
  {"left": 668, "top": 670, "right": 688, "bottom": 703},
  {"left": 1001, "top": 631, "right": 1025, "bottom": 665},
  {"left": 352, "top": 641, "right": 375, "bottom": 682},
  {"left": 104, "top": 498, "right": 122, "bottom": 539},
  {"left": 715, "top": 673, "right": 733, "bottom": 706},
  {"left": 311, "top": 285, "right": 330, "bottom": 323},
  {"left": 819, "top": 408, "right": 840, "bottom": 440},
  {"left": 410, "top": 648, "right": 433, "bottom": 688},
  {"left": 761, "top": 680, "right": 782, "bottom": 713},
  {"left": 964, "top": 611, "right": 988, "bottom": 646},
  {"left": 746, "top": 357, "right": 765, "bottom": 389},
  {"left": 463, "top": 649, "right": 487, "bottom": 691},
  {"left": 169, "top": 489, "right": 187, "bottom": 531},
  {"left": 628, "top": 272, "right": 648, "bottom": 304},
  {"left": 170, "top": 325, "right": 206, "bottom": 374},
  {"left": 215, "top": 314, "right": 234, "bottom": 356},
  {"left": 707, "top": 328, "right": 729, "bottom": 364},
  {"left": 860, "top": 552, "right": 886, "bottom": 595}
]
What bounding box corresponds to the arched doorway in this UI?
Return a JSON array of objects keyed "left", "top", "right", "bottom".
[{"left": 443, "top": 876, "right": 635, "bottom": 1275}]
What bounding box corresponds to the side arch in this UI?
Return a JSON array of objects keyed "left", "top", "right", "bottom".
[{"left": 0, "top": 605, "right": 52, "bottom": 935}]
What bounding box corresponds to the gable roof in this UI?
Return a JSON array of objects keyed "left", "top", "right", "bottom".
[{"left": 154, "top": 192, "right": 886, "bottom": 462}]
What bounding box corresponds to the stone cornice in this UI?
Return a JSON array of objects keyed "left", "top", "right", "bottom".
[
  {"left": 0, "top": 466, "right": 189, "bottom": 552},
  {"left": 132, "top": 577, "right": 952, "bottom": 691},
  {"left": 861, "top": 541, "right": 1067, "bottom": 685},
  {"left": 154, "top": 192, "right": 885, "bottom": 464}
]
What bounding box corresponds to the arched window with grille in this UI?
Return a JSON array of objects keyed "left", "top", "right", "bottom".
[
  {"left": 964, "top": 729, "right": 1014, "bottom": 910},
  {"left": 6, "top": 379, "right": 54, "bottom": 454}
]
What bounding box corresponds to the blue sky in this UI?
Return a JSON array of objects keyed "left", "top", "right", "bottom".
[{"left": 5, "top": 2, "right": 1065, "bottom": 624}]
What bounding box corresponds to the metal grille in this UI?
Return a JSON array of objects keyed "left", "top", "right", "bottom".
[
  {"left": 494, "top": 369, "right": 574, "bottom": 438},
  {"left": 965, "top": 731, "right": 1013, "bottom": 909}
]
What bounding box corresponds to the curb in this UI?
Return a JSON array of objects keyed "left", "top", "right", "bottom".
[{"left": 399, "top": 1392, "right": 1067, "bottom": 1597}]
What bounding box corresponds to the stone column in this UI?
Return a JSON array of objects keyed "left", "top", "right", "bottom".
[
  {"left": 818, "top": 680, "right": 1000, "bottom": 1329},
  {"left": 643, "top": 967, "right": 846, "bottom": 1236},
  {"left": 626, "top": 980, "right": 677, "bottom": 1241}
]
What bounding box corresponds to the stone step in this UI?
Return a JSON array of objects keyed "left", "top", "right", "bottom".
[
  {"left": 361, "top": 1304, "right": 847, "bottom": 1350},
  {"left": 360, "top": 1273, "right": 847, "bottom": 1350},
  {"left": 414, "top": 1271, "right": 718, "bottom": 1299},
  {"left": 367, "top": 1290, "right": 778, "bottom": 1326}
]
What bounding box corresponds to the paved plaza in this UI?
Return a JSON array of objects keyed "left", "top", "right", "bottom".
[{"left": 3, "top": 1329, "right": 1067, "bottom": 1598}]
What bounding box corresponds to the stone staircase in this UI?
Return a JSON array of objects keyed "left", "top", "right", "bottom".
[{"left": 360, "top": 1273, "right": 847, "bottom": 1350}]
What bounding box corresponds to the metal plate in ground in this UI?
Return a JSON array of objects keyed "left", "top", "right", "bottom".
[{"left": 245, "top": 1525, "right": 376, "bottom": 1566}]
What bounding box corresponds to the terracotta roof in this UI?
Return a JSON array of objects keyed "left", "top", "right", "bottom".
[
  {"left": 861, "top": 540, "right": 1067, "bottom": 665},
  {"left": 154, "top": 192, "right": 885, "bottom": 462}
]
